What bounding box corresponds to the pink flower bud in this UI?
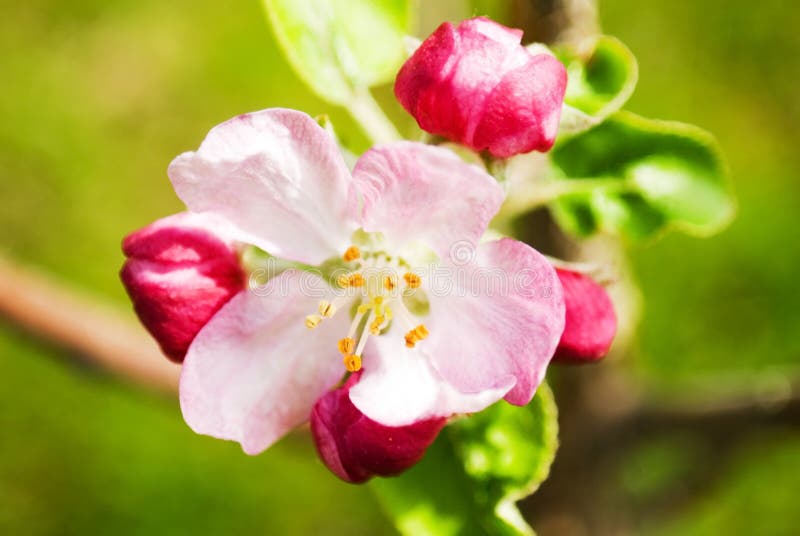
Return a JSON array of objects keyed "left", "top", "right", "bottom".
[
  {"left": 120, "top": 213, "right": 244, "bottom": 363},
  {"left": 394, "top": 17, "right": 567, "bottom": 158},
  {"left": 311, "top": 373, "right": 446, "bottom": 483},
  {"left": 553, "top": 268, "right": 617, "bottom": 363}
]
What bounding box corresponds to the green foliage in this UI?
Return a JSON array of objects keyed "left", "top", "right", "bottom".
[
  {"left": 469, "top": 0, "right": 511, "bottom": 22},
  {"left": 654, "top": 434, "right": 800, "bottom": 536},
  {"left": 549, "top": 111, "right": 735, "bottom": 241},
  {"left": 372, "top": 384, "right": 558, "bottom": 535},
  {"left": 602, "top": 0, "right": 800, "bottom": 382},
  {"left": 263, "top": 0, "right": 413, "bottom": 105},
  {"left": 556, "top": 36, "right": 638, "bottom": 136},
  {"left": 0, "top": 324, "right": 392, "bottom": 535}
]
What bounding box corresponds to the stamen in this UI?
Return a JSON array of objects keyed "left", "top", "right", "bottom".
[
  {"left": 404, "top": 332, "right": 416, "bottom": 348},
  {"left": 348, "top": 306, "right": 369, "bottom": 338},
  {"left": 318, "top": 300, "right": 335, "bottom": 318},
  {"left": 320, "top": 250, "right": 429, "bottom": 370},
  {"left": 343, "top": 246, "right": 361, "bottom": 262},
  {"left": 343, "top": 354, "right": 362, "bottom": 372},
  {"left": 404, "top": 324, "right": 429, "bottom": 348},
  {"left": 383, "top": 274, "right": 397, "bottom": 291},
  {"left": 403, "top": 272, "right": 422, "bottom": 289},
  {"left": 338, "top": 272, "right": 365, "bottom": 288},
  {"left": 415, "top": 324, "right": 429, "bottom": 339},
  {"left": 355, "top": 310, "right": 376, "bottom": 356},
  {"left": 338, "top": 337, "right": 355, "bottom": 354},
  {"left": 369, "top": 315, "right": 386, "bottom": 335}
]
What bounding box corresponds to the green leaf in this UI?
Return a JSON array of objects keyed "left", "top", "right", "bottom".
[
  {"left": 557, "top": 104, "right": 601, "bottom": 136},
  {"left": 370, "top": 434, "right": 486, "bottom": 536},
  {"left": 371, "top": 384, "right": 559, "bottom": 536},
  {"left": 549, "top": 111, "right": 735, "bottom": 240},
  {"left": 554, "top": 36, "right": 638, "bottom": 135},
  {"left": 452, "top": 383, "right": 559, "bottom": 535},
  {"left": 263, "top": 0, "right": 413, "bottom": 105}
]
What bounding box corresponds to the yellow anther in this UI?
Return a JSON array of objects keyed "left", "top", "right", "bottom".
[
  {"left": 414, "top": 324, "right": 429, "bottom": 340},
  {"left": 343, "top": 354, "right": 362, "bottom": 372},
  {"left": 371, "top": 296, "right": 385, "bottom": 317},
  {"left": 404, "top": 324, "right": 429, "bottom": 348},
  {"left": 318, "top": 300, "right": 336, "bottom": 318},
  {"left": 403, "top": 272, "right": 422, "bottom": 289},
  {"left": 343, "top": 246, "right": 361, "bottom": 262},
  {"left": 369, "top": 315, "right": 386, "bottom": 335},
  {"left": 384, "top": 305, "right": 393, "bottom": 320},
  {"left": 357, "top": 303, "right": 371, "bottom": 314},
  {"left": 404, "top": 331, "right": 418, "bottom": 348},
  {"left": 338, "top": 337, "right": 355, "bottom": 355},
  {"left": 305, "top": 314, "right": 322, "bottom": 329},
  {"left": 384, "top": 275, "right": 397, "bottom": 291},
  {"left": 337, "top": 272, "right": 365, "bottom": 288}
]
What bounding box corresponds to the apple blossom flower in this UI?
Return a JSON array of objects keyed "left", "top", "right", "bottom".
[
  {"left": 161, "top": 108, "right": 564, "bottom": 457},
  {"left": 552, "top": 268, "right": 617, "bottom": 363},
  {"left": 395, "top": 17, "right": 567, "bottom": 158},
  {"left": 311, "top": 372, "right": 446, "bottom": 483},
  {"left": 120, "top": 212, "right": 245, "bottom": 362}
]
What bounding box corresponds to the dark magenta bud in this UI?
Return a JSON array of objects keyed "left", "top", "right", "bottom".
[
  {"left": 120, "top": 212, "right": 244, "bottom": 362},
  {"left": 311, "top": 373, "right": 446, "bottom": 483},
  {"left": 553, "top": 268, "right": 617, "bottom": 363},
  {"left": 395, "top": 17, "right": 567, "bottom": 158}
]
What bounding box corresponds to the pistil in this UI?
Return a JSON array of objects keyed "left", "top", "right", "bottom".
[{"left": 309, "top": 245, "right": 431, "bottom": 372}]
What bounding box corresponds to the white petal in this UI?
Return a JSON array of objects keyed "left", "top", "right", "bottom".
[
  {"left": 169, "top": 109, "right": 356, "bottom": 264},
  {"left": 351, "top": 142, "right": 503, "bottom": 259},
  {"left": 348, "top": 328, "right": 513, "bottom": 427},
  {"left": 425, "top": 239, "right": 565, "bottom": 406},
  {"left": 179, "top": 270, "right": 351, "bottom": 454}
]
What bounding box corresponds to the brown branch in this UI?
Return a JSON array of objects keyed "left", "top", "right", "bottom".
[
  {"left": 0, "top": 255, "right": 179, "bottom": 392},
  {"left": 512, "top": 0, "right": 600, "bottom": 45}
]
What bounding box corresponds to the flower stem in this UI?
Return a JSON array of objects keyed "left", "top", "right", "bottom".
[
  {"left": 492, "top": 176, "right": 631, "bottom": 234},
  {"left": 507, "top": 177, "right": 629, "bottom": 212},
  {"left": 348, "top": 88, "right": 402, "bottom": 145}
]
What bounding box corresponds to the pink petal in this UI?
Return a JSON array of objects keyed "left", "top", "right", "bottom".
[
  {"left": 350, "top": 142, "right": 503, "bottom": 258},
  {"left": 394, "top": 17, "right": 567, "bottom": 158},
  {"left": 473, "top": 54, "right": 567, "bottom": 157},
  {"left": 311, "top": 373, "right": 446, "bottom": 483},
  {"left": 179, "top": 270, "right": 351, "bottom": 455},
  {"left": 425, "top": 239, "right": 565, "bottom": 406},
  {"left": 348, "top": 329, "right": 513, "bottom": 427},
  {"left": 553, "top": 268, "right": 617, "bottom": 363},
  {"left": 168, "top": 109, "right": 355, "bottom": 265},
  {"left": 120, "top": 212, "right": 244, "bottom": 362}
]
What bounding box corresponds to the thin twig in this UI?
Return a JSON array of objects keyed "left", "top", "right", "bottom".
[{"left": 0, "top": 255, "right": 179, "bottom": 392}]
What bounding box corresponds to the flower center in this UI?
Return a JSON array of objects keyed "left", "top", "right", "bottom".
[{"left": 304, "top": 245, "right": 429, "bottom": 372}]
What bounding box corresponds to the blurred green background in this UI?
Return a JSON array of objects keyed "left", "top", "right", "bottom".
[{"left": 1, "top": 0, "right": 797, "bottom": 534}]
